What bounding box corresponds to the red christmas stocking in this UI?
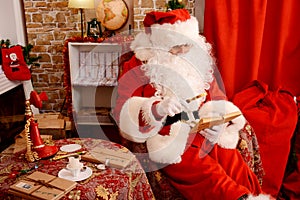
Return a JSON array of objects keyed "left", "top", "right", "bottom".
[{"left": 1, "top": 45, "right": 31, "bottom": 81}]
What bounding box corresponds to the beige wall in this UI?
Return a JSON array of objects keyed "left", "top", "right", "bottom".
[{"left": 0, "top": 0, "right": 26, "bottom": 46}]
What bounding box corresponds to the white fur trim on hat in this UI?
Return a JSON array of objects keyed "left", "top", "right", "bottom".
[
  {"left": 146, "top": 121, "right": 190, "bottom": 164},
  {"left": 150, "top": 16, "right": 200, "bottom": 50},
  {"left": 247, "top": 194, "right": 271, "bottom": 200},
  {"left": 198, "top": 100, "right": 246, "bottom": 149},
  {"left": 119, "top": 96, "right": 162, "bottom": 143}
]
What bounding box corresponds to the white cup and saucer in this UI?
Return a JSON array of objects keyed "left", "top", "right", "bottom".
[
  {"left": 58, "top": 156, "right": 92, "bottom": 181},
  {"left": 66, "top": 162, "right": 84, "bottom": 177}
]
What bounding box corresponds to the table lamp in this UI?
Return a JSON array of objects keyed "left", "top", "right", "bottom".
[{"left": 68, "top": 0, "right": 95, "bottom": 39}]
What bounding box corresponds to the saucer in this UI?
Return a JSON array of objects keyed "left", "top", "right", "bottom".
[
  {"left": 60, "top": 144, "right": 82, "bottom": 152},
  {"left": 58, "top": 166, "right": 92, "bottom": 182}
]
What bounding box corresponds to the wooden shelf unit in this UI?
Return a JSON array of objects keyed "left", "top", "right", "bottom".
[{"left": 68, "top": 42, "right": 122, "bottom": 126}]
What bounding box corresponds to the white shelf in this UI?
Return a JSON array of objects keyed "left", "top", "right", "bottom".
[{"left": 68, "top": 42, "right": 122, "bottom": 126}]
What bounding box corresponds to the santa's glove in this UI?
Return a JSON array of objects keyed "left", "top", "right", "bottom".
[
  {"left": 156, "top": 97, "right": 182, "bottom": 117},
  {"left": 200, "top": 123, "right": 227, "bottom": 144}
]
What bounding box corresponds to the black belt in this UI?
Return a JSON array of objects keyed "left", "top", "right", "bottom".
[{"left": 164, "top": 111, "right": 199, "bottom": 126}]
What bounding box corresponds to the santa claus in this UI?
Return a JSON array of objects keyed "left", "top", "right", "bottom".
[{"left": 112, "top": 9, "right": 271, "bottom": 200}]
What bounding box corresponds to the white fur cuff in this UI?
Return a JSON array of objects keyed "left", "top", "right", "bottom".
[
  {"left": 140, "top": 96, "right": 167, "bottom": 128},
  {"left": 119, "top": 97, "right": 159, "bottom": 143},
  {"left": 147, "top": 122, "right": 190, "bottom": 164},
  {"left": 247, "top": 194, "right": 271, "bottom": 200}
]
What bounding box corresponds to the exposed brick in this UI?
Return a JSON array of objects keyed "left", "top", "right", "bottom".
[
  {"left": 32, "top": 14, "right": 43, "bottom": 22},
  {"left": 27, "top": 33, "right": 37, "bottom": 40},
  {"left": 58, "top": 23, "right": 67, "bottom": 28},
  {"left": 134, "top": 0, "right": 139, "bottom": 6},
  {"left": 33, "top": 82, "right": 48, "bottom": 87},
  {"left": 156, "top": 0, "right": 167, "bottom": 8},
  {"left": 27, "top": 23, "right": 43, "bottom": 28},
  {"left": 56, "top": 13, "right": 66, "bottom": 23},
  {"left": 35, "top": 2, "right": 47, "bottom": 7},
  {"left": 47, "top": 91, "right": 59, "bottom": 100},
  {"left": 38, "top": 74, "right": 49, "bottom": 82},
  {"left": 48, "top": 44, "right": 64, "bottom": 54},
  {"left": 38, "top": 54, "right": 51, "bottom": 62},
  {"left": 141, "top": 0, "right": 153, "bottom": 8},
  {"left": 40, "top": 64, "right": 53, "bottom": 69},
  {"left": 52, "top": 55, "right": 63, "bottom": 64},
  {"left": 53, "top": 64, "right": 64, "bottom": 70},
  {"left": 32, "top": 45, "right": 47, "bottom": 52},
  {"left": 42, "top": 103, "right": 53, "bottom": 110},
  {"left": 31, "top": 74, "right": 38, "bottom": 83},
  {"left": 44, "top": 14, "right": 55, "bottom": 23},
  {"left": 24, "top": 2, "right": 33, "bottom": 7}
]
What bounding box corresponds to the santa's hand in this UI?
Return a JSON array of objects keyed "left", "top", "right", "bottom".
[
  {"left": 200, "top": 124, "right": 227, "bottom": 144},
  {"left": 156, "top": 97, "right": 182, "bottom": 117}
]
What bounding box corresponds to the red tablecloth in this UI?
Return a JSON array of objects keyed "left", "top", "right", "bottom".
[{"left": 0, "top": 138, "right": 154, "bottom": 200}]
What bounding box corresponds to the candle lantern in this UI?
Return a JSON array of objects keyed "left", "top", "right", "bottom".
[{"left": 87, "top": 18, "right": 103, "bottom": 38}]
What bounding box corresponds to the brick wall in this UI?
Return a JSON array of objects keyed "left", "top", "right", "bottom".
[
  {"left": 23, "top": 0, "right": 194, "bottom": 113},
  {"left": 23, "top": 0, "right": 76, "bottom": 112}
]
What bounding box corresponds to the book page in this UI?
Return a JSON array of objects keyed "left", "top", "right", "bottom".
[{"left": 195, "top": 111, "right": 242, "bottom": 131}]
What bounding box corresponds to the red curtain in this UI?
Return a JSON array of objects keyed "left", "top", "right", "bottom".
[
  {"left": 203, "top": 1, "right": 300, "bottom": 198},
  {"left": 203, "top": 0, "right": 300, "bottom": 100}
]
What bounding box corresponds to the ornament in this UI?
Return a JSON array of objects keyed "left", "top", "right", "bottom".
[
  {"left": 68, "top": 190, "right": 81, "bottom": 199},
  {"left": 166, "top": 0, "right": 185, "bottom": 11},
  {"left": 8, "top": 163, "right": 40, "bottom": 179}
]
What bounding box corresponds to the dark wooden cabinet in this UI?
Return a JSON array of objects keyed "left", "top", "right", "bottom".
[{"left": 0, "top": 84, "right": 25, "bottom": 152}]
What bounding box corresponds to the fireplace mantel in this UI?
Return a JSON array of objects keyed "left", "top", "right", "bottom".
[
  {"left": 0, "top": 69, "right": 22, "bottom": 95},
  {"left": 0, "top": 66, "right": 38, "bottom": 114}
]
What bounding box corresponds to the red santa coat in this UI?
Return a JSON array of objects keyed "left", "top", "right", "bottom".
[{"left": 112, "top": 55, "right": 267, "bottom": 200}]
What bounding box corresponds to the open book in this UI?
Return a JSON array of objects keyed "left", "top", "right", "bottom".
[{"left": 194, "top": 111, "right": 242, "bottom": 132}]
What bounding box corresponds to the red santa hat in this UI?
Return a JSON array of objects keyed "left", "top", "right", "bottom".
[
  {"left": 142, "top": 9, "right": 203, "bottom": 51},
  {"left": 131, "top": 9, "right": 212, "bottom": 62},
  {"left": 143, "top": 9, "right": 192, "bottom": 31}
]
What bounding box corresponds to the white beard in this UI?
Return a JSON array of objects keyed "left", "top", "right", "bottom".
[{"left": 142, "top": 49, "right": 213, "bottom": 111}]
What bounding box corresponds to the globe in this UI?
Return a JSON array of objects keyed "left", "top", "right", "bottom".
[{"left": 96, "top": 0, "right": 129, "bottom": 31}]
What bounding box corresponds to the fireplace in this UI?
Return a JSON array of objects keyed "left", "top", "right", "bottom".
[
  {"left": 0, "top": 69, "right": 38, "bottom": 152},
  {"left": 0, "top": 84, "right": 26, "bottom": 152}
]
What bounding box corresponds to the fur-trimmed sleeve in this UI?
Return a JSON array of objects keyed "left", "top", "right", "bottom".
[{"left": 119, "top": 96, "right": 166, "bottom": 143}]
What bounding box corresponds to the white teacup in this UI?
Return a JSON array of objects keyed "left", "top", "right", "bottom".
[{"left": 66, "top": 162, "right": 83, "bottom": 177}]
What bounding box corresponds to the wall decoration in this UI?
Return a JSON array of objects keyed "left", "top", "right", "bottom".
[{"left": 95, "top": 0, "right": 129, "bottom": 31}]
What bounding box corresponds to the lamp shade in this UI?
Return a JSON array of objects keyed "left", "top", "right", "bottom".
[{"left": 68, "top": 0, "right": 95, "bottom": 9}]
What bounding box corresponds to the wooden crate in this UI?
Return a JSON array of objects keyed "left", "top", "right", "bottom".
[{"left": 34, "top": 113, "right": 72, "bottom": 139}]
